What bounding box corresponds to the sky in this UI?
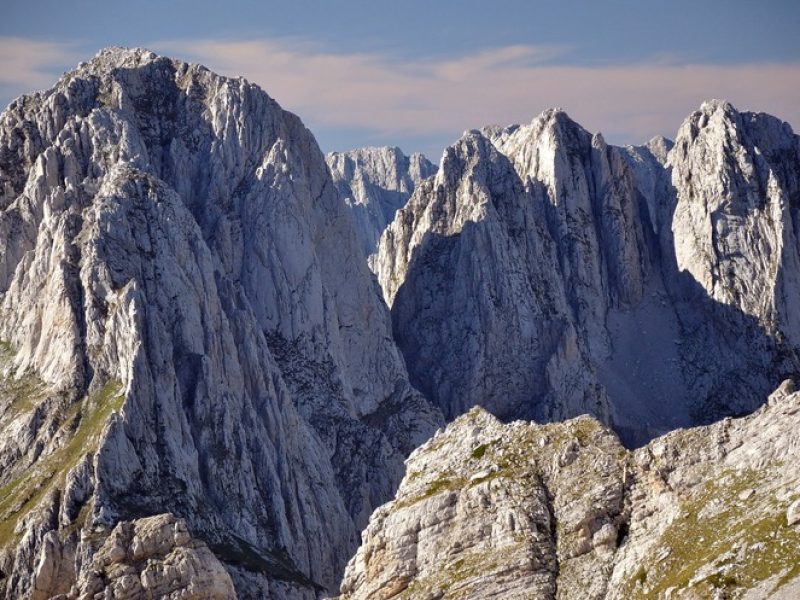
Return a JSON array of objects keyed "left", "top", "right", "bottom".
[{"left": 2, "top": 0, "right": 799, "bottom": 159}]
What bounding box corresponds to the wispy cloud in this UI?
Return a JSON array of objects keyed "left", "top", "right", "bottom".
[
  {"left": 0, "top": 37, "right": 83, "bottom": 93},
  {"left": 3, "top": 35, "right": 799, "bottom": 156},
  {"left": 154, "top": 38, "right": 800, "bottom": 151}
]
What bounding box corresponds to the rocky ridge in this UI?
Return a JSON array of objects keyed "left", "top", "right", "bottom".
[
  {"left": 372, "top": 101, "right": 800, "bottom": 443},
  {"left": 0, "top": 46, "right": 799, "bottom": 600},
  {"left": 326, "top": 147, "right": 435, "bottom": 257},
  {"left": 339, "top": 381, "right": 800, "bottom": 599},
  {"left": 0, "top": 47, "right": 441, "bottom": 599}
]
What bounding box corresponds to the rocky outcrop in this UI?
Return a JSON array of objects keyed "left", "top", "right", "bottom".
[
  {"left": 378, "top": 128, "right": 612, "bottom": 425},
  {"left": 339, "top": 381, "right": 800, "bottom": 599},
  {"left": 373, "top": 103, "right": 800, "bottom": 444},
  {"left": 67, "top": 513, "right": 236, "bottom": 599},
  {"left": 0, "top": 47, "right": 441, "bottom": 599},
  {"left": 669, "top": 100, "right": 800, "bottom": 350},
  {"left": 2, "top": 46, "right": 798, "bottom": 600},
  {"left": 327, "top": 147, "right": 435, "bottom": 256}
]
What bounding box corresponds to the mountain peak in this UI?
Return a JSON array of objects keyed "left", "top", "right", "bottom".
[
  {"left": 0, "top": 46, "right": 442, "bottom": 598},
  {"left": 534, "top": 107, "right": 583, "bottom": 130},
  {"left": 73, "top": 46, "right": 164, "bottom": 77},
  {"left": 698, "top": 97, "right": 736, "bottom": 114}
]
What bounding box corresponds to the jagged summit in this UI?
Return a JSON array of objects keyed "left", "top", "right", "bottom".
[
  {"left": 675, "top": 99, "right": 797, "bottom": 159},
  {"left": 68, "top": 47, "right": 223, "bottom": 84},
  {"left": 536, "top": 106, "right": 580, "bottom": 126},
  {"left": 698, "top": 97, "right": 734, "bottom": 112},
  {"left": 2, "top": 45, "right": 800, "bottom": 600},
  {"left": 0, "top": 48, "right": 441, "bottom": 599},
  {"left": 6, "top": 47, "right": 196, "bottom": 107},
  {"left": 371, "top": 99, "right": 800, "bottom": 446},
  {"left": 82, "top": 46, "right": 160, "bottom": 68},
  {"left": 326, "top": 145, "right": 435, "bottom": 256}
]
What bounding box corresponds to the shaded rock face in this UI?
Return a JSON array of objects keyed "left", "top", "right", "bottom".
[
  {"left": 326, "top": 147, "right": 436, "bottom": 257},
  {"left": 0, "top": 48, "right": 441, "bottom": 599},
  {"left": 375, "top": 131, "right": 608, "bottom": 425},
  {"left": 339, "top": 382, "right": 800, "bottom": 599},
  {"left": 373, "top": 102, "right": 800, "bottom": 444}
]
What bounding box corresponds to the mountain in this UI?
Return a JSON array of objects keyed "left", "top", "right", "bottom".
[
  {"left": 326, "top": 147, "right": 436, "bottom": 257},
  {"left": 338, "top": 380, "right": 800, "bottom": 599},
  {"left": 0, "top": 48, "right": 442, "bottom": 599},
  {"left": 1, "top": 45, "right": 799, "bottom": 600},
  {"left": 373, "top": 101, "right": 800, "bottom": 444}
]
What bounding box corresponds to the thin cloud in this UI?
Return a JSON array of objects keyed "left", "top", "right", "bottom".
[
  {"left": 2, "top": 36, "right": 799, "bottom": 154},
  {"left": 153, "top": 38, "right": 800, "bottom": 148},
  {"left": 0, "top": 37, "right": 83, "bottom": 92}
]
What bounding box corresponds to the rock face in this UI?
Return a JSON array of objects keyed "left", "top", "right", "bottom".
[
  {"left": 0, "top": 48, "right": 441, "bottom": 599},
  {"left": 339, "top": 381, "right": 800, "bottom": 599},
  {"left": 327, "top": 146, "right": 435, "bottom": 256},
  {"left": 669, "top": 101, "right": 800, "bottom": 350},
  {"left": 70, "top": 513, "right": 236, "bottom": 599},
  {"left": 373, "top": 102, "right": 800, "bottom": 443},
  {"left": 375, "top": 130, "right": 608, "bottom": 425},
  {"left": 2, "top": 47, "right": 799, "bottom": 600}
]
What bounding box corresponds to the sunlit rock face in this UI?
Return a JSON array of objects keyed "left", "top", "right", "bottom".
[
  {"left": 373, "top": 102, "right": 800, "bottom": 444},
  {"left": 339, "top": 382, "right": 800, "bottom": 600},
  {"left": 0, "top": 47, "right": 441, "bottom": 599},
  {"left": 327, "top": 146, "right": 436, "bottom": 257}
]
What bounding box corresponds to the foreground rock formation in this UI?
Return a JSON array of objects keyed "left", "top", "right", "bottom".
[
  {"left": 0, "top": 48, "right": 441, "bottom": 599},
  {"left": 326, "top": 147, "right": 435, "bottom": 257},
  {"left": 67, "top": 513, "right": 236, "bottom": 599},
  {"left": 339, "top": 381, "right": 800, "bottom": 599},
  {"left": 373, "top": 102, "right": 800, "bottom": 444}
]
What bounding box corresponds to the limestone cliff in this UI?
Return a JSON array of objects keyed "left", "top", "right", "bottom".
[
  {"left": 326, "top": 147, "right": 435, "bottom": 257},
  {"left": 339, "top": 382, "right": 800, "bottom": 599},
  {"left": 373, "top": 103, "right": 800, "bottom": 444},
  {"left": 0, "top": 48, "right": 442, "bottom": 599}
]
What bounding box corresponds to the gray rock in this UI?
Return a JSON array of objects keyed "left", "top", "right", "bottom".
[
  {"left": 373, "top": 102, "right": 800, "bottom": 444},
  {"left": 326, "top": 146, "right": 435, "bottom": 257},
  {"left": 788, "top": 499, "right": 800, "bottom": 527},
  {"left": 340, "top": 383, "right": 800, "bottom": 599},
  {"left": 2, "top": 47, "right": 800, "bottom": 600},
  {"left": 70, "top": 513, "right": 236, "bottom": 599},
  {"left": 373, "top": 129, "right": 609, "bottom": 425},
  {"left": 0, "top": 47, "right": 441, "bottom": 599}
]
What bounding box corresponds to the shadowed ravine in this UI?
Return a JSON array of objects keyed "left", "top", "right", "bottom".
[{"left": 376, "top": 108, "right": 800, "bottom": 448}]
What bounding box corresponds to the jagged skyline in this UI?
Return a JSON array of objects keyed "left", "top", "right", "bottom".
[
  {"left": 1, "top": 43, "right": 799, "bottom": 599},
  {"left": 2, "top": 0, "right": 799, "bottom": 158}
]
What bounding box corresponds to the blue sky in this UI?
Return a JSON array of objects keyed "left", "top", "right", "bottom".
[{"left": 2, "top": 0, "right": 799, "bottom": 158}]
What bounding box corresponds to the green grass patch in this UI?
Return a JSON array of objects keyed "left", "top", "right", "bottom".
[
  {"left": 0, "top": 380, "right": 124, "bottom": 547},
  {"left": 0, "top": 373, "right": 49, "bottom": 425},
  {"left": 471, "top": 443, "right": 490, "bottom": 460},
  {"left": 625, "top": 467, "right": 800, "bottom": 598},
  {"left": 396, "top": 545, "right": 517, "bottom": 599},
  {"left": 394, "top": 474, "right": 468, "bottom": 510}
]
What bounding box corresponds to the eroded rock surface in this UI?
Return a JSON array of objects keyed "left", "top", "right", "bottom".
[
  {"left": 70, "top": 513, "right": 236, "bottom": 599},
  {"left": 0, "top": 47, "right": 441, "bottom": 599},
  {"left": 327, "top": 147, "right": 435, "bottom": 256},
  {"left": 340, "top": 382, "right": 800, "bottom": 599},
  {"left": 373, "top": 102, "right": 800, "bottom": 443},
  {"left": 1, "top": 47, "right": 798, "bottom": 600}
]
